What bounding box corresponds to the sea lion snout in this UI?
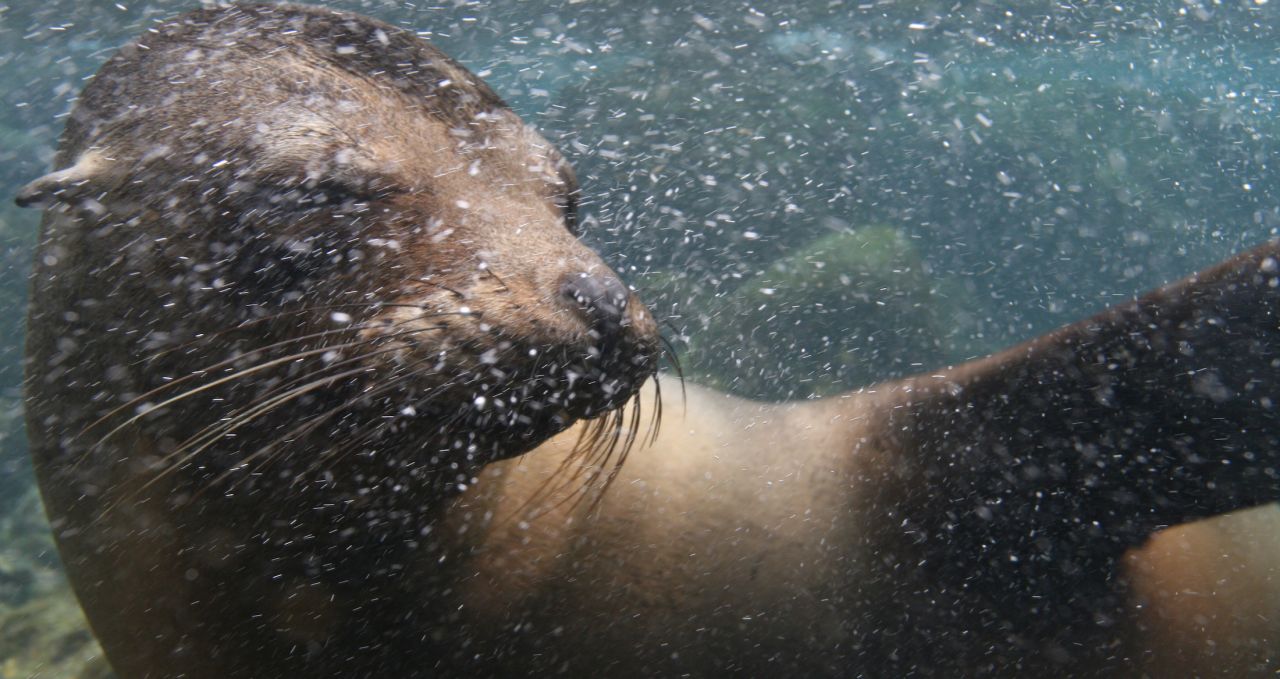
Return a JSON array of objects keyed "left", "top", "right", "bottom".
[
  {"left": 560, "top": 270, "right": 633, "bottom": 333},
  {"left": 540, "top": 265, "right": 659, "bottom": 416}
]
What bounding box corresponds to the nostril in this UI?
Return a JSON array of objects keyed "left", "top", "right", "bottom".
[{"left": 561, "top": 271, "right": 630, "bottom": 330}]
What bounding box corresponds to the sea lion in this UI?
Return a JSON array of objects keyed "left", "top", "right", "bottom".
[{"left": 16, "top": 3, "right": 1280, "bottom": 678}]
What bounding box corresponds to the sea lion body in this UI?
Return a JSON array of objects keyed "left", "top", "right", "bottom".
[
  {"left": 18, "top": 4, "right": 1280, "bottom": 678},
  {"left": 458, "top": 385, "right": 1280, "bottom": 677},
  {"left": 450, "top": 240, "right": 1280, "bottom": 676}
]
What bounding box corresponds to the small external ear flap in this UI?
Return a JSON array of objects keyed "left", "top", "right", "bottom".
[{"left": 14, "top": 150, "right": 109, "bottom": 208}]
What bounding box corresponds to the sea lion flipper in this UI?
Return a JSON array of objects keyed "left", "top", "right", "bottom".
[
  {"left": 893, "top": 239, "right": 1280, "bottom": 555},
  {"left": 15, "top": 150, "right": 109, "bottom": 207},
  {"left": 856, "top": 239, "right": 1280, "bottom": 640}
]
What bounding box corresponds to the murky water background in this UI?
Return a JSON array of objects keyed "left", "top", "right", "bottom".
[{"left": 1, "top": 1, "right": 1276, "bottom": 674}]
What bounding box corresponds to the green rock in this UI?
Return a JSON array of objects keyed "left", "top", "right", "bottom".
[
  {"left": 646, "top": 226, "right": 990, "bottom": 401},
  {"left": 0, "top": 589, "right": 112, "bottom": 679},
  {"left": 0, "top": 486, "right": 110, "bottom": 678}
]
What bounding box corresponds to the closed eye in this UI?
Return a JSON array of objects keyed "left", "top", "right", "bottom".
[
  {"left": 244, "top": 175, "right": 403, "bottom": 212},
  {"left": 554, "top": 161, "right": 582, "bottom": 235},
  {"left": 558, "top": 187, "right": 581, "bottom": 235}
]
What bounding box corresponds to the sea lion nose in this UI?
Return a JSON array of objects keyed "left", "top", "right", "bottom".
[{"left": 561, "top": 271, "right": 631, "bottom": 335}]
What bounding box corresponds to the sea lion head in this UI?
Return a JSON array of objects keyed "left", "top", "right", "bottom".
[{"left": 20, "top": 3, "right": 660, "bottom": 486}]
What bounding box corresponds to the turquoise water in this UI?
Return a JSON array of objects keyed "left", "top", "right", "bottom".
[{"left": 1, "top": 0, "right": 1278, "bottom": 674}]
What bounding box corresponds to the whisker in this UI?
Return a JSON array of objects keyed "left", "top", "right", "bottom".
[
  {"left": 83, "top": 309, "right": 469, "bottom": 441},
  {"left": 154, "top": 362, "right": 379, "bottom": 478},
  {"left": 91, "top": 362, "right": 378, "bottom": 524},
  {"left": 103, "top": 329, "right": 454, "bottom": 493},
  {"left": 578, "top": 404, "right": 627, "bottom": 504},
  {"left": 415, "top": 277, "right": 468, "bottom": 299},
  {"left": 505, "top": 413, "right": 596, "bottom": 521},
  {"left": 281, "top": 369, "right": 473, "bottom": 489},
  {"left": 581, "top": 389, "right": 646, "bottom": 514},
  {"left": 563, "top": 393, "right": 644, "bottom": 515},
  {"left": 229, "top": 327, "right": 450, "bottom": 416},
  {"left": 78, "top": 322, "right": 450, "bottom": 468},
  {"left": 512, "top": 342, "right": 674, "bottom": 520},
  {"left": 273, "top": 335, "right": 496, "bottom": 488},
  {"left": 81, "top": 338, "right": 377, "bottom": 459},
  {"left": 543, "top": 402, "right": 625, "bottom": 514},
  {"left": 202, "top": 355, "right": 462, "bottom": 500},
  {"left": 134, "top": 301, "right": 449, "bottom": 366},
  {"left": 658, "top": 334, "right": 688, "bottom": 414},
  {"left": 482, "top": 266, "right": 512, "bottom": 292},
  {"left": 81, "top": 326, "right": 380, "bottom": 441}
]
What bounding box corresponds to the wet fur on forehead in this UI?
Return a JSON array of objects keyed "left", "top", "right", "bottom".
[
  {"left": 61, "top": 3, "right": 508, "bottom": 165},
  {"left": 48, "top": 2, "right": 579, "bottom": 210},
  {"left": 126, "top": 4, "right": 499, "bottom": 120}
]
